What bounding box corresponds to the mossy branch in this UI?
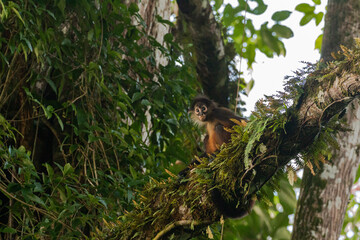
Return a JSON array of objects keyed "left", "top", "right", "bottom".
[{"left": 105, "top": 44, "right": 360, "bottom": 239}]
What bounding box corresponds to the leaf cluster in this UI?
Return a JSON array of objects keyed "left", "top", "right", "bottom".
[{"left": 0, "top": 0, "right": 198, "bottom": 238}]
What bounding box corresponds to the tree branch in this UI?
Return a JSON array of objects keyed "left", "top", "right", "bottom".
[
  {"left": 106, "top": 47, "right": 360, "bottom": 240},
  {"left": 176, "top": 0, "right": 229, "bottom": 106}
]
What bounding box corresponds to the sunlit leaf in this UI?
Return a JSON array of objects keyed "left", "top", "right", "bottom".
[
  {"left": 315, "top": 12, "right": 324, "bottom": 26},
  {"left": 214, "top": 0, "right": 223, "bottom": 10},
  {"left": 223, "top": 4, "right": 235, "bottom": 27},
  {"left": 299, "top": 13, "right": 315, "bottom": 26},
  {"left": 315, "top": 34, "right": 323, "bottom": 52},
  {"left": 295, "top": 3, "right": 315, "bottom": 13}
]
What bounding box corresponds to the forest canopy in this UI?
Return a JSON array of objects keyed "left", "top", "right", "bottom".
[{"left": 0, "top": 1, "right": 359, "bottom": 240}]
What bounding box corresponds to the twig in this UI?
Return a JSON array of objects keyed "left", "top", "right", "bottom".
[
  {"left": 0, "top": 51, "right": 18, "bottom": 108},
  {"left": 153, "top": 220, "right": 212, "bottom": 240}
]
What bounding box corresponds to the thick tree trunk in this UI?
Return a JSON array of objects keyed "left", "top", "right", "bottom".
[
  {"left": 127, "top": 0, "right": 172, "bottom": 143},
  {"left": 321, "top": 0, "right": 360, "bottom": 62},
  {"left": 137, "top": 0, "right": 171, "bottom": 67},
  {"left": 292, "top": 102, "right": 360, "bottom": 240},
  {"left": 292, "top": 1, "right": 360, "bottom": 239}
]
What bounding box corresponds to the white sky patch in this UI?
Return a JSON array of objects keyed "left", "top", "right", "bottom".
[{"left": 224, "top": 0, "right": 326, "bottom": 116}]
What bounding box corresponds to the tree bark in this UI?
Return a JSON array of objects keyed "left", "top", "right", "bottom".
[
  {"left": 125, "top": 0, "right": 172, "bottom": 144},
  {"left": 176, "top": 0, "right": 229, "bottom": 106},
  {"left": 321, "top": 0, "right": 360, "bottom": 62},
  {"left": 292, "top": 1, "right": 360, "bottom": 239},
  {"left": 136, "top": 0, "right": 171, "bottom": 67}
]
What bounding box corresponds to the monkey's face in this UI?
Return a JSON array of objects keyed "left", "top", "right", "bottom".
[{"left": 194, "top": 103, "right": 208, "bottom": 121}]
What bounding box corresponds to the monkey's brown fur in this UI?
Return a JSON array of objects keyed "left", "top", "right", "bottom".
[
  {"left": 182, "top": 96, "right": 253, "bottom": 219},
  {"left": 190, "top": 96, "right": 247, "bottom": 154}
]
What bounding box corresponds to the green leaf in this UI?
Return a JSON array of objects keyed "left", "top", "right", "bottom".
[
  {"left": 223, "top": 4, "right": 235, "bottom": 27},
  {"left": 57, "top": 0, "right": 66, "bottom": 15},
  {"left": 45, "top": 105, "right": 54, "bottom": 119},
  {"left": 63, "top": 163, "right": 74, "bottom": 176},
  {"left": 272, "top": 24, "right": 294, "bottom": 39},
  {"left": 315, "top": 34, "right": 323, "bottom": 52},
  {"left": 155, "top": 15, "right": 175, "bottom": 27},
  {"left": 273, "top": 226, "right": 291, "bottom": 239},
  {"left": 315, "top": 12, "right": 324, "bottom": 26},
  {"left": 271, "top": 11, "right": 292, "bottom": 22},
  {"left": 272, "top": 213, "right": 290, "bottom": 230},
  {"left": 45, "top": 78, "right": 57, "bottom": 94},
  {"left": 0, "top": 227, "right": 17, "bottom": 234},
  {"left": 61, "top": 38, "right": 71, "bottom": 46},
  {"left": 132, "top": 92, "right": 144, "bottom": 102},
  {"left": 11, "top": 7, "right": 24, "bottom": 25},
  {"left": 129, "top": 165, "right": 137, "bottom": 179},
  {"left": 245, "top": 42, "right": 256, "bottom": 66},
  {"left": 45, "top": 163, "right": 54, "bottom": 178},
  {"left": 312, "top": 0, "right": 321, "bottom": 5},
  {"left": 23, "top": 38, "right": 33, "bottom": 52},
  {"left": 260, "top": 23, "right": 280, "bottom": 54},
  {"left": 164, "top": 33, "right": 173, "bottom": 43},
  {"left": 214, "top": 0, "right": 223, "bottom": 10},
  {"left": 300, "top": 13, "right": 315, "bottom": 26},
  {"left": 54, "top": 113, "right": 64, "bottom": 131},
  {"left": 27, "top": 193, "right": 46, "bottom": 207},
  {"left": 117, "top": 102, "right": 127, "bottom": 111},
  {"left": 278, "top": 179, "right": 296, "bottom": 212},
  {"left": 128, "top": 3, "right": 139, "bottom": 14},
  {"left": 87, "top": 29, "right": 94, "bottom": 41},
  {"left": 97, "top": 197, "right": 108, "bottom": 209},
  {"left": 141, "top": 99, "right": 151, "bottom": 106},
  {"left": 7, "top": 182, "right": 21, "bottom": 193},
  {"left": 245, "top": 78, "right": 255, "bottom": 96},
  {"left": 251, "top": 0, "right": 267, "bottom": 15},
  {"left": 33, "top": 182, "right": 43, "bottom": 193},
  {"left": 295, "top": 3, "right": 315, "bottom": 13}
]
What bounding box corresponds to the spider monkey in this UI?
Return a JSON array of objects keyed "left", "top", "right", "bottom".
[
  {"left": 190, "top": 96, "right": 247, "bottom": 154},
  {"left": 179, "top": 96, "right": 253, "bottom": 218}
]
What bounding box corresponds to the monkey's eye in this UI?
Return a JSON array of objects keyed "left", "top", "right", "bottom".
[
  {"left": 195, "top": 108, "right": 200, "bottom": 113},
  {"left": 202, "top": 106, "right": 207, "bottom": 112}
]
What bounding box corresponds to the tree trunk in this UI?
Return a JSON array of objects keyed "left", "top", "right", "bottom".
[
  {"left": 292, "top": 1, "right": 360, "bottom": 239},
  {"left": 129, "top": 0, "right": 172, "bottom": 144},
  {"left": 176, "top": 0, "right": 229, "bottom": 106},
  {"left": 136, "top": 0, "right": 171, "bottom": 67}
]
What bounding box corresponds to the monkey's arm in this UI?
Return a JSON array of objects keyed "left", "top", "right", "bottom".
[{"left": 213, "top": 108, "right": 247, "bottom": 128}]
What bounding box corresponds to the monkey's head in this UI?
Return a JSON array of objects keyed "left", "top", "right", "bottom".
[{"left": 190, "top": 96, "right": 215, "bottom": 123}]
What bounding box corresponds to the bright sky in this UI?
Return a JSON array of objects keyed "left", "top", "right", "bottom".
[{"left": 225, "top": 0, "right": 327, "bottom": 115}]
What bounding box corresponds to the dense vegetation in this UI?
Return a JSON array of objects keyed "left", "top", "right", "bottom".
[
  {"left": 1, "top": 0, "right": 359, "bottom": 239},
  {"left": 0, "top": 1, "right": 199, "bottom": 238}
]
